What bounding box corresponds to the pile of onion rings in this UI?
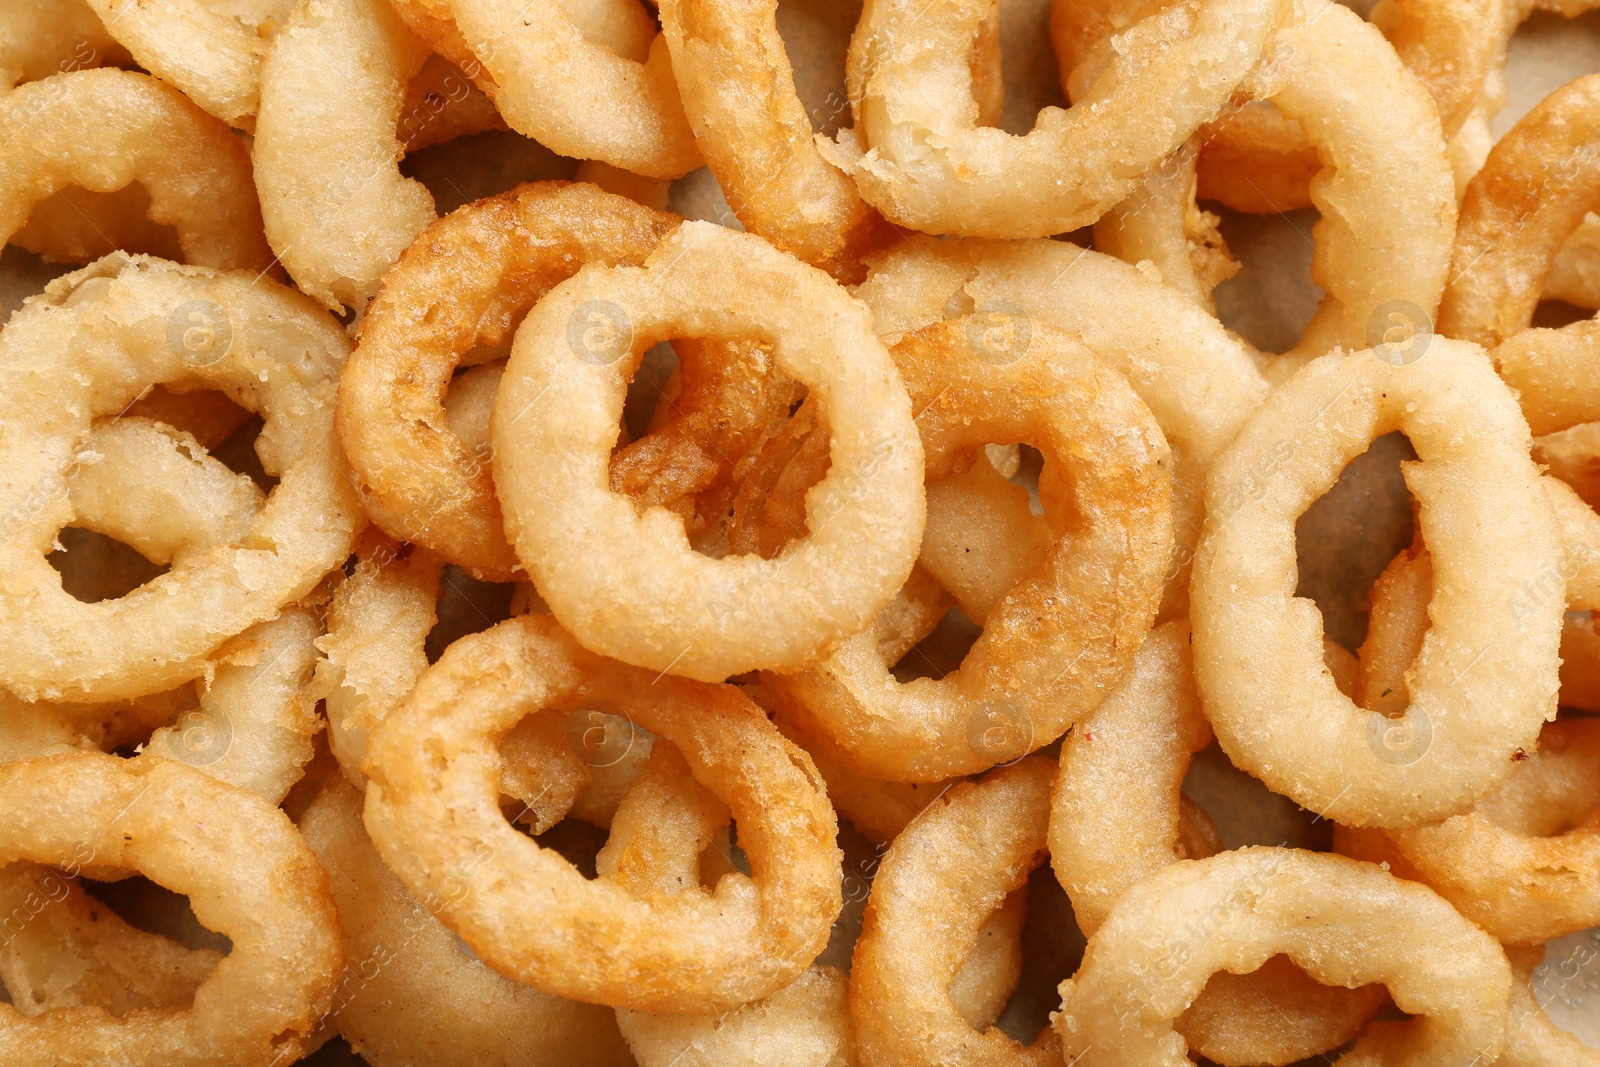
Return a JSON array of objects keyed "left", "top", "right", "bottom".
[{"left": 0, "top": 1, "right": 1598, "bottom": 1063}]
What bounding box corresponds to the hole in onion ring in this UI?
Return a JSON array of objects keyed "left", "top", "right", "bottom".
[
  {"left": 423, "top": 565, "right": 515, "bottom": 664},
  {"left": 208, "top": 415, "right": 279, "bottom": 495},
  {"left": 10, "top": 183, "right": 183, "bottom": 266},
  {"left": 47, "top": 527, "right": 168, "bottom": 603}
]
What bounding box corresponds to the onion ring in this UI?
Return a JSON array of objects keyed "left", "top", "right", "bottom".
[
  {"left": 300, "top": 774, "right": 634, "bottom": 1067},
  {"left": 491, "top": 221, "right": 925, "bottom": 681},
  {"left": 850, "top": 757, "right": 1062, "bottom": 1065},
  {"left": 656, "top": 0, "right": 892, "bottom": 282},
  {"left": 1440, "top": 73, "right": 1600, "bottom": 347},
  {"left": 1190, "top": 340, "right": 1562, "bottom": 827},
  {"left": 827, "top": 0, "right": 1284, "bottom": 237},
  {"left": 1342, "top": 548, "right": 1600, "bottom": 943},
  {"left": 432, "top": 0, "right": 700, "bottom": 177},
  {"left": 0, "top": 752, "right": 341, "bottom": 1066},
  {"left": 336, "top": 181, "right": 678, "bottom": 581},
  {"left": 0, "top": 253, "right": 361, "bottom": 702},
  {"left": 1051, "top": 620, "right": 1388, "bottom": 1064},
  {"left": 1055, "top": 848, "right": 1511, "bottom": 1067},
  {"left": 763, "top": 315, "right": 1170, "bottom": 781},
  {"left": 362, "top": 613, "right": 841, "bottom": 1012},
  {"left": 82, "top": 0, "right": 292, "bottom": 128},
  {"left": 0, "top": 69, "right": 273, "bottom": 273},
  {"left": 854, "top": 235, "right": 1268, "bottom": 621},
  {"left": 253, "top": 0, "right": 437, "bottom": 313}
]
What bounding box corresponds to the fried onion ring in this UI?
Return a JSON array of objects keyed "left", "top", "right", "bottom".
[
  {"left": 362, "top": 614, "right": 842, "bottom": 1012},
  {"left": 827, "top": 0, "right": 1284, "bottom": 236},
  {"left": 854, "top": 235, "right": 1268, "bottom": 621},
  {"left": 763, "top": 316, "right": 1170, "bottom": 781},
  {"left": 1052, "top": 620, "right": 1388, "bottom": 1064},
  {"left": 1494, "top": 943, "right": 1600, "bottom": 1067},
  {"left": 435, "top": 0, "right": 700, "bottom": 177},
  {"left": 82, "top": 0, "right": 292, "bottom": 128},
  {"left": 1055, "top": 848, "right": 1511, "bottom": 1067},
  {"left": 851, "top": 758, "right": 1062, "bottom": 1065},
  {"left": 1190, "top": 341, "right": 1562, "bottom": 827},
  {"left": 0, "top": 253, "right": 361, "bottom": 702},
  {"left": 337, "top": 182, "right": 678, "bottom": 580},
  {"left": 0, "top": 69, "right": 273, "bottom": 273},
  {"left": 656, "top": 0, "right": 892, "bottom": 282},
  {"left": 253, "top": 0, "right": 437, "bottom": 313},
  {"left": 301, "top": 774, "right": 634, "bottom": 1067},
  {"left": 492, "top": 222, "right": 925, "bottom": 680},
  {"left": 1441, "top": 73, "right": 1600, "bottom": 347},
  {"left": 0, "top": 752, "right": 341, "bottom": 1066}
]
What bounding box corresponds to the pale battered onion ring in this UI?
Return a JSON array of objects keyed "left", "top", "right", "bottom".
[
  {"left": 82, "top": 0, "right": 292, "bottom": 128},
  {"left": 854, "top": 234, "right": 1269, "bottom": 621},
  {"left": 492, "top": 222, "right": 925, "bottom": 681},
  {"left": 438, "top": 0, "right": 700, "bottom": 177},
  {"left": 0, "top": 69, "right": 273, "bottom": 272},
  {"left": 0, "top": 0, "right": 127, "bottom": 93},
  {"left": 1336, "top": 720, "right": 1600, "bottom": 945},
  {"left": 362, "top": 614, "right": 842, "bottom": 1012},
  {"left": 300, "top": 775, "right": 635, "bottom": 1067},
  {"left": 762, "top": 316, "right": 1171, "bottom": 781},
  {"left": 1054, "top": 848, "right": 1511, "bottom": 1067},
  {"left": 12, "top": 183, "right": 185, "bottom": 266},
  {"left": 42, "top": 416, "right": 326, "bottom": 804},
  {"left": 1062, "top": 0, "right": 1455, "bottom": 376},
  {"left": 314, "top": 527, "right": 594, "bottom": 835},
  {"left": 0, "top": 753, "right": 341, "bottom": 1066},
  {"left": 337, "top": 182, "right": 678, "bottom": 581},
  {"left": 1441, "top": 73, "right": 1600, "bottom": 347},
  {"left": 0, "top": 862, "right": 221, "bottom": 1019},
  {"left": 1052, "top": 620, "right": 1388, "bottom": 1064},
  {"left": 851, "top": 758, "right": 1062, "bottom": 1065},
  {"left": 253, "top": 0, "right": 437, "bottom": 313},
  {"left": 828, "top": 0, "right": 1284, "bottom": 237},
  {"left": 0, "top": 253, "right": 362, "bottom": 702},
  {"left": 656, "top": 0, "right": 892, "bottom": 282},
  {"left": 1190, "top": 341, "right": 1562, "bottom": 827}
]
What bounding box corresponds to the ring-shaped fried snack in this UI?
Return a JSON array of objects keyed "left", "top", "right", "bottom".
[
  {"left": 1055, "top": 848, "right": 1511, "bottom": 1067},
  {"left": 656, "top": 0, "right": 892, "bottom": 282},
  {"left": 854, "top": 235, "right": 1268, "bottom": 621},
  {"left": 301, "top": 775, "right": 635, "bottom": 1067},
  {"left": 438, "top": 0, "right": 699, "bottom": 177},
  {"left": 0, "top": 253, "right": 361, "bottom": 702},
  {"left": 1441, "top": 73, "right": 1600, "bottom": 347},
  {"left": 0, "top": 752, "right": 341, "bottom": 1067},
  {"left": 0, "top": 69, "right": 273, "bottom": 272},
  {"left": 763, "top": 316, "right": 1170, "bottom": 781},
  {"left": 491, "top": 222, "right": 925, "bottom": 681},
  {"left": 82, "top": 0, "right": 291, "bottom": 127},
  {"left": 1190, "top": 341, "right": 1562, "bottom": 828},
  {"left": 337, "top": 182, "right": 678, "bottom": 581},
  {"left": 1052, "top": 620, "right": 1389, "bottom": 1064},
  {"left": 830, "top": 0, "right": 1284, "bottom": 237},
  {"left": 253, "top": 0, "right": 437, "bottom": 313},
  {"left": 851, "top": 758, "right": 1061, "bottom": 1066},
  {"left": 1338, "top": 718, "right": 1600, "bottom": 946},
  {"left": 361, "top": 614, "right": 842, "bottom": 1013}
]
